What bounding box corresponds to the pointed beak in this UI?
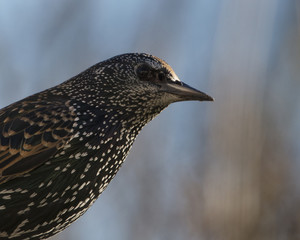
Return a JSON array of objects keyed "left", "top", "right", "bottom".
[{"left": 160, "top": 81, "right": 214, "bottom": 102}]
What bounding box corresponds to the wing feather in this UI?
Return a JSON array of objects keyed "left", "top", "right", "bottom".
[{"left": 0, "top": 99, "right": 75, "bottom": 184}]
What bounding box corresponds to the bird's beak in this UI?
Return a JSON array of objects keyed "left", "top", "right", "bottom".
[{"left": 160, "top": 81, "right": 214, "bottom": 102}]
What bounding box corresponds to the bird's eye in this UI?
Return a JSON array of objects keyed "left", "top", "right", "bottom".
[
  {"left": 136, "top": 64, "right": 167, "bottom": 84},
  {"left": 157, "top": 72, "right": 166, "bottom": 81}
]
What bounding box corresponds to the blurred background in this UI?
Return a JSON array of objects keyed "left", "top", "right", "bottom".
[{"left": 0, "top": 1, "right": 300, "bottom": 239}]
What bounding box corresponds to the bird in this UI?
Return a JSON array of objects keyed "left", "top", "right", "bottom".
[{"left": 0, "top": 53, "right": 213, "bottom": 239}]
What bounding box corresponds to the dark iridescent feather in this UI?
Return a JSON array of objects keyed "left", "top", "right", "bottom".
[{"left": 0, "top": 100, "right": 74, "bottom": 183}]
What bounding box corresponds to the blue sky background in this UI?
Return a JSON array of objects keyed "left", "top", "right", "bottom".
[{"left": 0, "top": 1, "right": 299, "bottom": 240}]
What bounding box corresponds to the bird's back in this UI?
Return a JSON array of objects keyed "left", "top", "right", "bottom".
[{"left": 0, "top": 88, "right": 142, "bottom": 239}]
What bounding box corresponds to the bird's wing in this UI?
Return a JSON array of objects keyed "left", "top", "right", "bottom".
[{"left": 0, "top": 99, "right": 75, "bottom": 184}]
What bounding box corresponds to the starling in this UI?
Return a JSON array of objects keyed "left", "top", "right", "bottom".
[{"left": 0, "top": 53, "right": 213, "bottom": 239}]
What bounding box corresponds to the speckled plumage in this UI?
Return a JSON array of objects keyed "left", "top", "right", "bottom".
[{"left": 0, "top": 53, "right": 213, "bottom": 239}]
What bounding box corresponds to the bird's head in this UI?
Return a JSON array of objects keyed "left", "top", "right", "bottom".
[
  {"left": 60, "top": 53, "right": 213, "bottom": 119},
  {"left": 90, "top": 53, "right": 213, "bottom": 107}
]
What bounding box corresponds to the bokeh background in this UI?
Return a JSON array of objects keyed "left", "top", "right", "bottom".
[{"left": 1, "top": 1, "right": 300, "bottom": 240}]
